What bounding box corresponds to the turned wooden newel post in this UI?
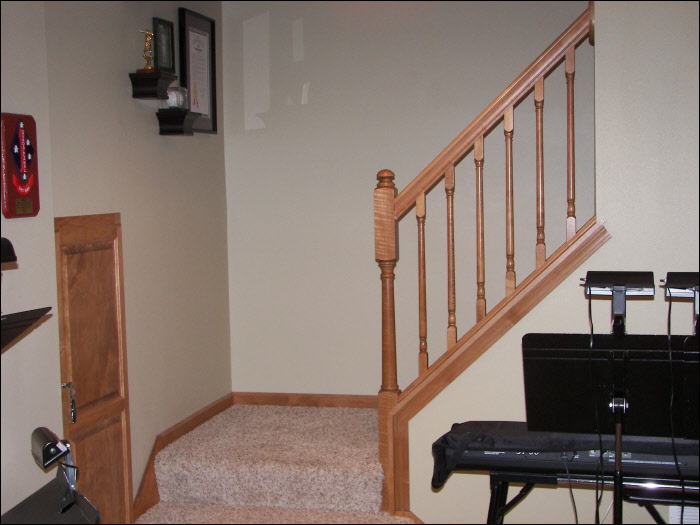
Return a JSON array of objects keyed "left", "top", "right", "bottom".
[
  {"left": 374, "top": 169, "right": 400, "bottom": 511},
  {"left": 375, "top": 169, "right": 400, "bottom": 395}
]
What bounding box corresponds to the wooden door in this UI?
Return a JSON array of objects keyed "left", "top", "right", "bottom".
[{"left": 54, "top": 213, "right": 133, "bottom": 524}]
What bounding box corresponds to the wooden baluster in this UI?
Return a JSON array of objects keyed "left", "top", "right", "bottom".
[
  {"left": 445, "top": 165, "right": 457, "bottom": 347},
  {"left": 374, "top": 170, "right": 399, "bottom": 395},
  {"left": 566, "top": 48, "right": 576, "bottom": 240},
  {"left": 534, "top": 77, "right": 546, "bottom": 267},
  {"left": 504, "top": 106, "right": 516, "bottom": 295},
  {"left": 475, "top": 137, "right": 486, "bottom": 321},
  {"left": 416, "top": 193, "right": 428, "bottom": 375}
]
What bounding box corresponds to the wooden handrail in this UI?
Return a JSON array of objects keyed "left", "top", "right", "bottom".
[{"left": 393, "top": 8, "right": 592, "bottom": 221}]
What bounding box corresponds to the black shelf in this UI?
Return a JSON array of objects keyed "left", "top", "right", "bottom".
[
  {"left": 1, "top": 307, "right": 52, "bottom": 353},
  {"left": 129, "top": 70, "right": 177, "bottom": 99},
  {"left": 156, "top": 109, "right": 201, "bottom": 135}
]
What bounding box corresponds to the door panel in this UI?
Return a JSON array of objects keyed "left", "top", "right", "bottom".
[
  {"left": 70, "top": 414, "right": 128, "bottom": 521},
  {"left": 55, "top": 213, "right": 133, "bottom": 524},
  {"left": 64, "top": 241, "right": 121, "bottom": 403}
]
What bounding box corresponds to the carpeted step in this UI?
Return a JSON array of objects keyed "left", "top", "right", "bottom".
[
  {"left": 153, "top": 405, "right": 385, "bottom": 514},
  {"left": 136, "top": 502, "right": 415, "bottom": 524}
]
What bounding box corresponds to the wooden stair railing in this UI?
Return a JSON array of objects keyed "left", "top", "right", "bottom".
[{"left": 374, "top": 4, "right": 608, "bottom": 514}]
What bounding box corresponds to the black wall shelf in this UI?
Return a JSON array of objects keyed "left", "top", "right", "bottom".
[
  {"left": 129, "top": 70, "right": 177, "bottom": 99},
  {"left": 1, "top": 307, "right": 52, "bottom": 353},
  {"left": 156, "top": 109, "right": 201, "bottom": 135}
]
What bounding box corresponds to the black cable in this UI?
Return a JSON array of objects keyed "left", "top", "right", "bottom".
[
  {"left": 563, "top": 456, "right": 579, "bottom": 524},
  {"left": 666, "top": 290, "right": 686, "bottom": 524},
  {"left": 587, "top": 287, "right": 604, "bottom": 524},
  {"left": 57, "top": 461, "right": 79, "bottom": 477}
]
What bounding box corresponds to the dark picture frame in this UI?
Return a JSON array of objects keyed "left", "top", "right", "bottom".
[
  {"left": 179, "top": 8, "right": 217, "bottom": 133},
  {"left": 152, "top": 18, "right": 175, "bottom": 74}
]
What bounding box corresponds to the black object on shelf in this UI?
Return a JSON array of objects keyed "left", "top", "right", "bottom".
[
  {"left": 1, "top": 237, "right": 17, "bottom": 263},
  {"left": 156, "top": 109, "right": 201, "bottom": 135},
  {"left": 129, "top": 70, "right": 177, "bottom": 99}
]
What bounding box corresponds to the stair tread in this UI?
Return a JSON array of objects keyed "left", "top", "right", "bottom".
[
  {"left": 136, "top": 502, "right": 415, "bottom": 524},
  {"left": 155, "top": 405, "right": 383, "bottom": 514}
]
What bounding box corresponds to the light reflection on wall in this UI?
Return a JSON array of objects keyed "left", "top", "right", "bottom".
[{"left": 243, "top": 11, "right": 270, "bottom": 130}]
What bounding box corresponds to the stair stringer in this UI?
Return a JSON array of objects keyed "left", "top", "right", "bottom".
[{"left": 383, "top": 216, "right": 611, "bottom": 513}]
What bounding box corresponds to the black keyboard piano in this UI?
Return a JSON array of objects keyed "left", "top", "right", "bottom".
[{"left": 432, "top": 421, "right": 699, "bottom": 524}]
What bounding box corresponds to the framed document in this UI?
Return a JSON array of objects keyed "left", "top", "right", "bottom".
[
  {"left": 179, "top": 8, "right": 217, "bottom": 133},
  {"left": 153, "top": 17, "right": 175, "bottom": 74}
]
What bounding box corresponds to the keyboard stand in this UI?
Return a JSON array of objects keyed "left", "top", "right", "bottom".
[
  {"left": 431, "top": 421, "right": 699, "bottom": 524},
  {"left": 483, "top": 470, "right": 698, "bottom": 524}
]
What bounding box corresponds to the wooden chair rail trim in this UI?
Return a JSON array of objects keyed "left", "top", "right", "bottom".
[
  {"left": 132, "top": 392, "right": 378, "bottom": 520},
  {"left": 394, "top": 7, "right": 591, "bottom": 221}
]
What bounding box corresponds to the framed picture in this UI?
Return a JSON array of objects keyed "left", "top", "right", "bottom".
[
  {"left": 152, "top": 18, "right": 175, "bottom": 74},
  {"left": 179, "top": 8, "right": 217, "bottom": 134}
]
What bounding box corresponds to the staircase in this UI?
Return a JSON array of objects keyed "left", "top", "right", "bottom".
[
  {"left": 134, "top": 4, "right": 605, "bottom": 522},
  {"left": 135, "top": 405, "right": 415, "bottom": 524}
]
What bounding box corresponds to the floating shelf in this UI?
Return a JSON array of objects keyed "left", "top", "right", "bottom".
[
  {"left": 1, "top": 307, "right": 52, "bottom": 353},
  {"left": 129, "top": 70, "right": 177, "bottom": 99},
  {"left": 156, "top": 109, "right": 201, "bottom": 135}
]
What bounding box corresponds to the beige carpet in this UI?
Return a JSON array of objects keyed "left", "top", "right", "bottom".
[
  {"left": 136, "top": 405, "right": 414, "bottom": 524},
  {"left": 136, "top": 502, "right": 414, "bottom": 524}
]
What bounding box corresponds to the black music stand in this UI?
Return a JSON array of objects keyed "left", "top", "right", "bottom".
[
  {"left": 523, "top": 332, "right": 699, "bottom": 523},
  {"left": 663, "top": 272, "right": 699, "bottom": 336},
  {"left": 583, "top": 271, "right": 655, "bottom": 523},
  {"left": 584, "top": 271, "right": 655, "bottom": 337}
]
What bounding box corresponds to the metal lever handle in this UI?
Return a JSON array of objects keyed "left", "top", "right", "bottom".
[{"left": 61, "top": 382, "right": 76, "bottom": 423}]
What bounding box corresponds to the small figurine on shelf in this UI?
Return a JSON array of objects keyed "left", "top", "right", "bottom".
[{"left": 138, "top": 29, "right": 154, "bottom": 71}]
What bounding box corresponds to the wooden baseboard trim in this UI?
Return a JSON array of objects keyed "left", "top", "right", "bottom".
[
  {"left": 132, "top": 392, "right": 235, "bottom": 520},
  {"left": 133, "top": 391, "right": 378, "bottom": 520},
  {"left": 395, "top": 510, "right": 423, "bottom": 523},
  {"left": 232, "top": 391, "right": 378, "bottom": 408}
]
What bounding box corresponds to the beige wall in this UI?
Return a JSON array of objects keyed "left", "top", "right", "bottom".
[
  {"left": 222, "top": 0, "right": 594, "bottom": 395},
  {"left": 411, "top": 2, "right": 699, "bottom": 524},
  {"left": 1, "top": 1, "right": 231, "bottom": 514},
  {"left": 1, "top": 1, "right": 62, "bottom": 512}
]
